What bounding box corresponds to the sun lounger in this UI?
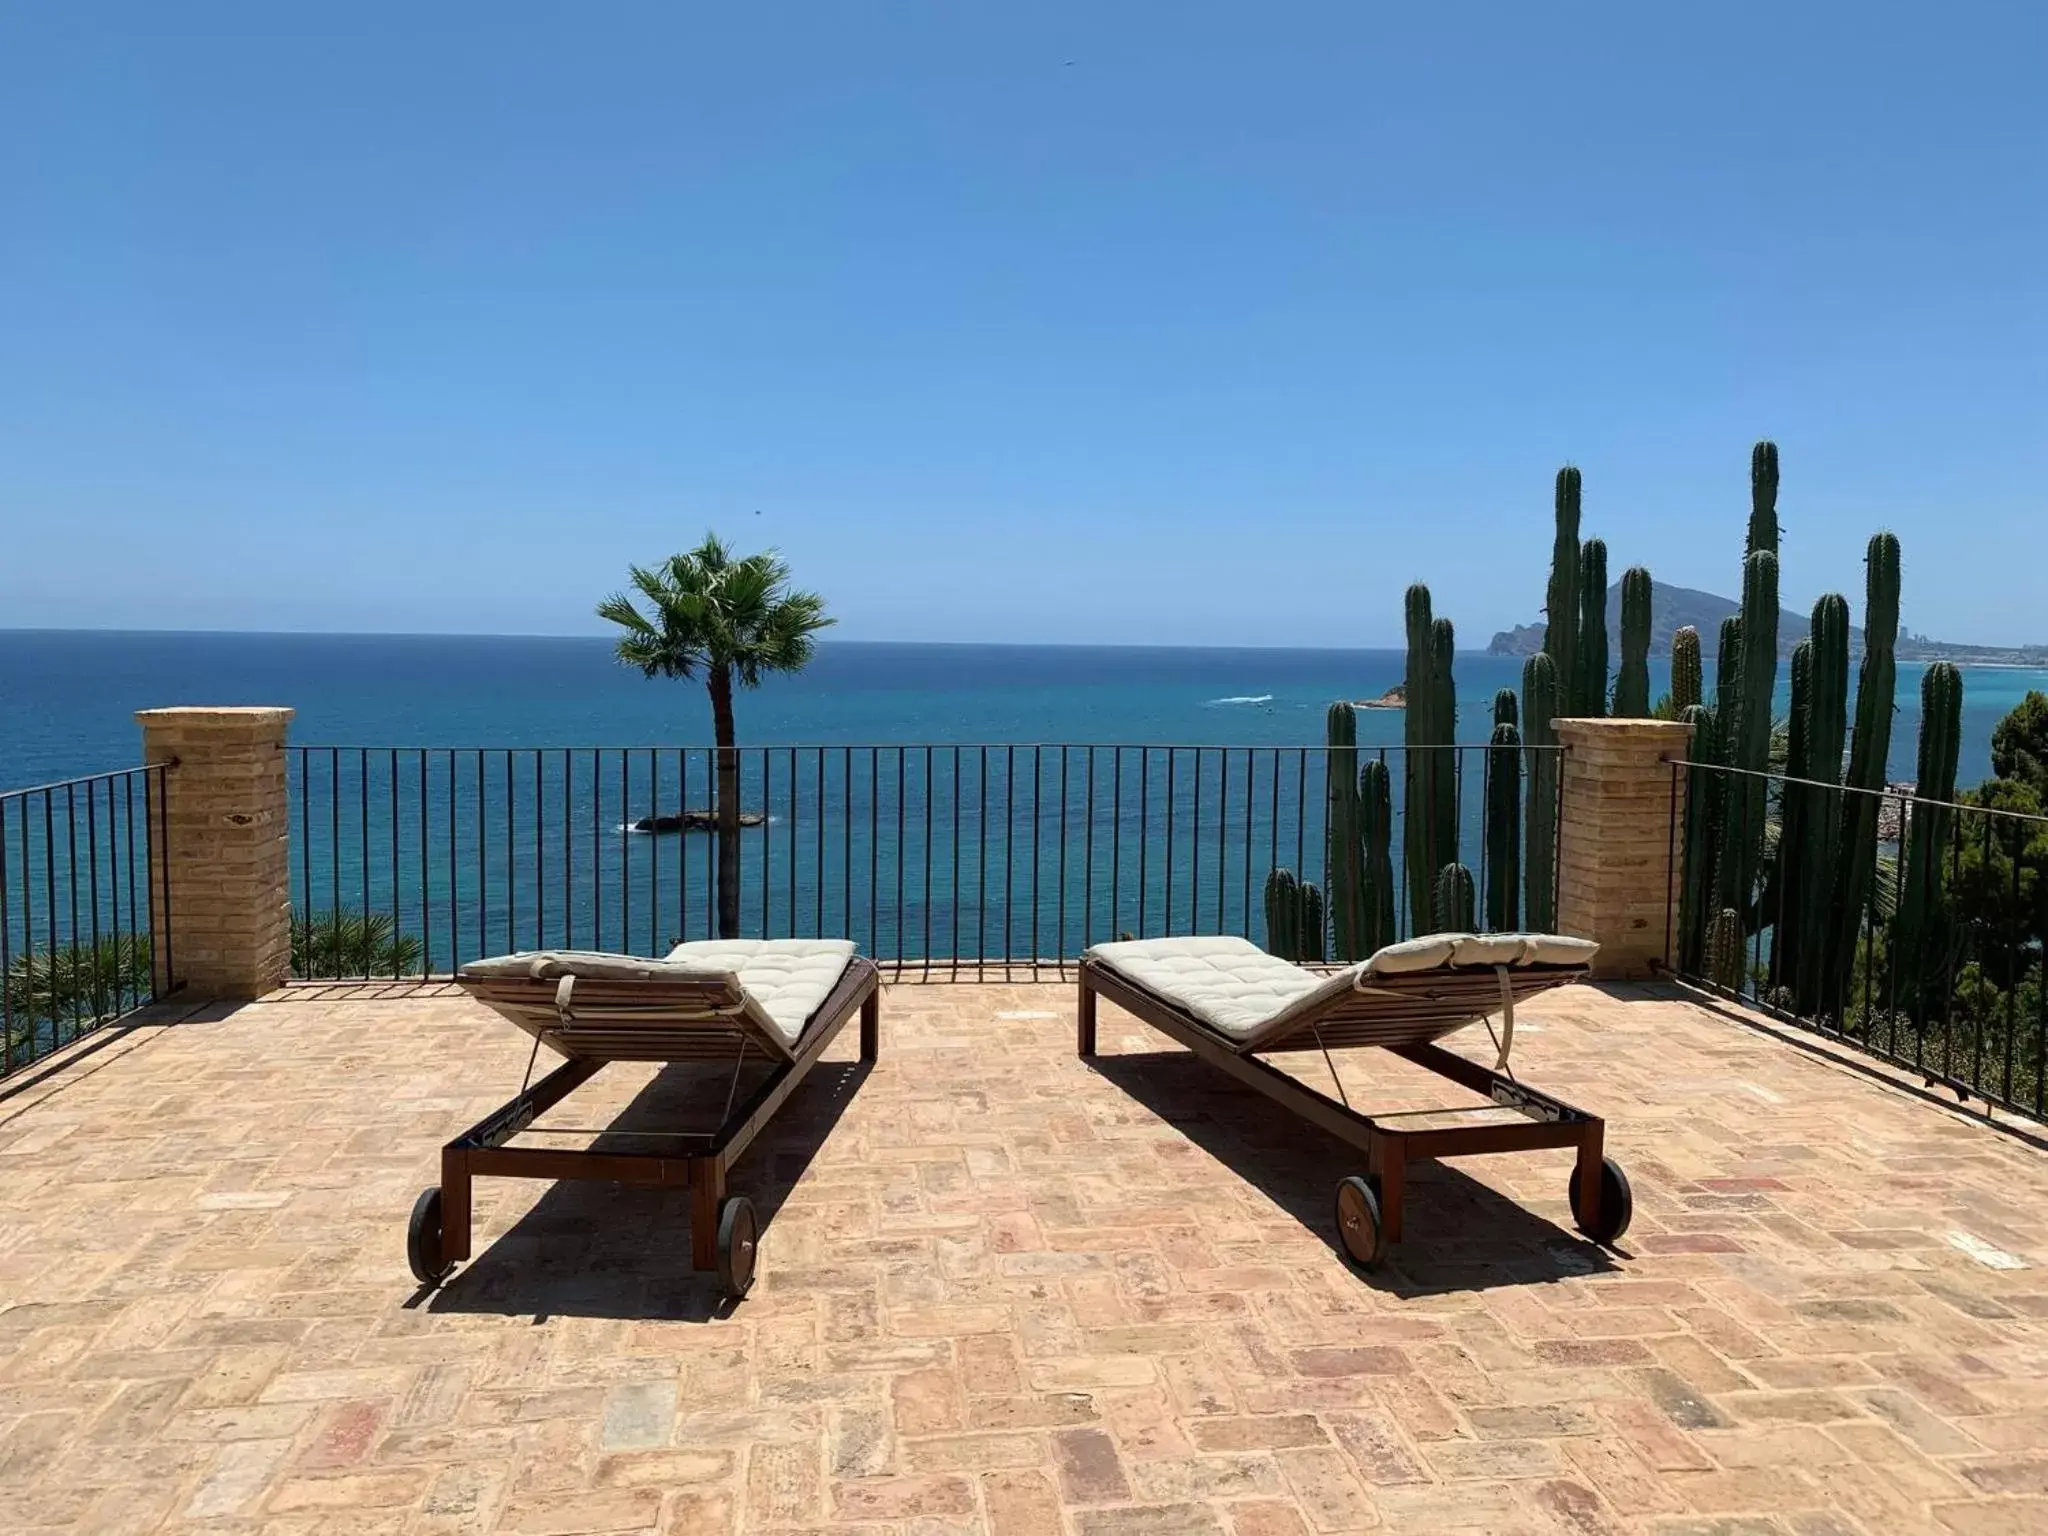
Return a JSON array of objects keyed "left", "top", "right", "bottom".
[
  {"left": 407, "top": 940, "right": 879, "bottom": 1298},
  {"left": 1077, "top": 932, "right": 1627, "bottom": 1269}
]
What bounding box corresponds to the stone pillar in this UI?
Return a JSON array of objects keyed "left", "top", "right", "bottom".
[
  {"left": 136, "top": 707, "right": 295, "bottom": 1000},
  {"left": 1553, "top": 718, "right": 1693, "bottom": 980}
]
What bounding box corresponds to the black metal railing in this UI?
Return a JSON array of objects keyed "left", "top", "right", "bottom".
[
  {"left": 289, "top": 742, "right": 1562, "bottom": 979},
  {"left": 1670, "top": 760, "right": 2048, "bottom": 1122},
  {"left": 1, "top": 766, "right": 171, "bottom": 1078}
]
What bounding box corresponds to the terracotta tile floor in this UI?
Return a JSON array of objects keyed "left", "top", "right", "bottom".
[{"left": 3, "top": 976, "right": 2048, "bottom": 1534}]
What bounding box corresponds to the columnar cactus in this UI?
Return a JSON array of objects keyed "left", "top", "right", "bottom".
[
  {"left": 1893, "top": 662, "right": 1963, "bottom": 1015},
  {"left": 1716, "top": 616, "right": 1743, "bottom": 713},
  {"left": 1707, "top": 907, "right": 1747, "bottom": 991},
  {"left": 1730, "top": 546, "right": 1781, "bottom": 907},
  {"left": 1792, "top": 593, "right": 1851, "bottom": 1014},
  {"left": 1326, "top": 703, "right": 1365, "bottom": 961},
  {"left": 1575, "top": 538, "right": 1609, "bottom": 717},
  {"left": 1263, "top": 868, "right": 1326, "bottom": 963},
  {"left": 1677, "top": 704, "right": 1723, "bottom": 976},
  {"left": 1356, "top": 758, "right": 1397, "bottom": 954},
  {"left": 1402, "top": 585, "right": 1437, "bottom": 935},
  {"left": 1773, "top": 640, "right": 1815, "bottom": 991},
  {"left": 1433, "top": 863, "right": 1476, "bottom": 934},
  {"left": 1823, "top": 532, "right": 1902, "bottom": 1021},
  {"left": 1429, "top": 615, "right": 1459, "bottom": 884},
  {"left": 1486, "top": 720, "right": 1522, "bottom": 931},
  {"left": 1670, "top": 626, "right": 1702, "bottom": 713},
  {"left": 1545, "top": 468, "right": 1581, "bottom": 715},
  {"left": 1521, "top": 652, "right": 1561, "bottom": 932},
  {"left": 1614, "top": 566, "right": 1654, "bottom": 716}
]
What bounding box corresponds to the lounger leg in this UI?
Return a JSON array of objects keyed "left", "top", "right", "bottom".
[
  {"left": 1574, "top": 1124, "right": 1604, "bottom": 1236},
  {"left": 440, "top": 1148, "right": 474, "bottom": 1264},
  {"left": 860, "top": 987, "right": 881, "bottom": 1062},
  {"left": 1077, "top": 973, "right": 1098, "bottom": 1058},
  {"left": 691, "top": 1157, "right": 726, "bottom": 1273},
  {"left": 1368, "top": 1137, "right": 1406, "bottom": 1246}
]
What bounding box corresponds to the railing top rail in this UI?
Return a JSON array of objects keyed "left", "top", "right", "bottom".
[
  {"left": 291, "top": 740, "right": 1566, "bottom": 753},
  {"left": 1665, "top": 756, "right": 2048, "bottom": 828},
  {"left": 0, "top": 763, "right": 170, "bottom": 803}
]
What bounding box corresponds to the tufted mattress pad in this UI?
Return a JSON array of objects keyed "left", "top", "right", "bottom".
[{"left": 1083, "top": 932, "right": 1597, "bottom": 1043}]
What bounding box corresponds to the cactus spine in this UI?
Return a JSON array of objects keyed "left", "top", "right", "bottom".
[
  {"left": 1894, "top": 662, "right": 1963, "bottom": 1015},
  {"left": 1545, "top": 468, "right": 1581, "bottom": 717},
  {"left": 1403, "top": 585, "right": 1437, "bottom": 935},
  {"left": 1671, "top": 626, "right": 1702, "bottom": 713},
  {"left": 1792, "top": 594, "right": 1851, "bottom": 1014},
  {"left": 1263, "top": 868, "right": 1325, "bottom": 963},
  {"left": 1434, "top": 863, "right": 1476, "bottom": 933},
  {"left": 1487, "top": 717, "right": 1522, "bottom": 932},
  {"left": 1614, "top": 566, "right": 1654, "bottom": 716},
  {"left": 1326, "top": 703, "right": 1365, "bottom": 961},
  {"left": 1575, "top": 537, "right": 1609, "bottom": 716},
  {"left": 1521, "top": 653, "right": 1560, "bottom": 933},
  {"left": 1356, "top": 758, "right": 1397, "bottom": 955},
  {"left": 1823, "top": 532, "right": 1902, "bottom": 1021}
]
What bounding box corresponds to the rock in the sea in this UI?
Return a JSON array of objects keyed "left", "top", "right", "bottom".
[{"left": 632, "top": 808, "right": 765, "bottom": 833}]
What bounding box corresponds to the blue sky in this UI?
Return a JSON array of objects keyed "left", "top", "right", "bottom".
[{"left": 2, "top": 3, "right": 2043, "bottom": 646}]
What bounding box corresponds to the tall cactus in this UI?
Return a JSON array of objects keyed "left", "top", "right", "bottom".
[
  {"left": 1434, "top": 863, "right": 1476, "bottom": 933},
  {"left": 1677, "top": 704, "right": 1723, "bottom": 975},
  {"left": 1772, "top": 640, "right": 1815, "bottom": 991},
  {"left": 1894, "top": 662, "right": 1963, "bottom": 1017},
  {"left": 1429, "top": 614, "right": 1459, "bottom": 884},
  {"left": 1823, "top": 532, "right": 1902, "bottom": 1022},
  {"left": 1263, "top": 868, "right": 1326, "bottom": 963},
  {"left": 1715, "top": 616, "right": 1743, "bottom": 714},
  {"left": 1545, "top": 468, "right": 1582, "bottom": 714},
  {"left": 1486, "top": 719, "right": 1522, "bottom": 931},
  {"left": 1326, "top": 703, "right": 1366, "bottom": 961},
  {"left": 1522, "top": 652, "right": 1561, "bottom": 932},
  {"left": 1575, "top": 537, "right": 1609, "bottom": 717},
  {"left": 1493, "top": 687, "right": 1519, "bottom": 730},
  {"left": 1671, "top": 626, "right": 1702, "bottom": 713},
  {"left": 1615, "top": 565, "right": 1654, "bottom": 716},
  {"left": 1356, "top": 758, "right": 1397, "bottom": 955},
  {"left": 1792, "top": 594, "right": 1851, "bottom": 1014},
  {"left": 1728, "top": 547, "right": 1781, "bottom": 910},
  {"left": 1402, "top": 585, "right": 1438, "bottom": 935}
]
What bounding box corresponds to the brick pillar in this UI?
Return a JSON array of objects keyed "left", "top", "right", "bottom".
[
  {"left": 136, "top": 707, "right": 295, "bottom": 1000},
  {"left": 1553, "top": 718, "right": 1692, "bottom": 981}
]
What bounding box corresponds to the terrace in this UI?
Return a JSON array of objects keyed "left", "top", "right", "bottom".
[{"left": 3, "top": 709, "right": 2047, "bottom": 1534}]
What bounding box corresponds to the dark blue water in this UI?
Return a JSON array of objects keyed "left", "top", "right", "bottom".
[{"left": 3, "top": 630, "right": 2035, "bottom": 787}]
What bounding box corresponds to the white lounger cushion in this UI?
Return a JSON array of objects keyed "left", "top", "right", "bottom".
[
  {"left": 1086, "top": 932, "right": 1596, "bottom": 1042},
  {"left": 665, "top": 939, "right": 858, "bottom": 1046},
  {"left": 461, "top": 940, "right": 857, "bottom": 1048}
]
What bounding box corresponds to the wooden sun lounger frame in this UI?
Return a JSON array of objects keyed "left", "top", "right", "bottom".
[
  {"left": 417, "top": 956, "right": 880, "bottom": 1291},
  {"left": 1078, "top": 956, "right": 1618, "bottom": 1260}
]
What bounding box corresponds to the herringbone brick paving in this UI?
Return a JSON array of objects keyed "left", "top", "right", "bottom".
[{"left": 3, "top": 978, "right": 2047, "bottom": 1534}]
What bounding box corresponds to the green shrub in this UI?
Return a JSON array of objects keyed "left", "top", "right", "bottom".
[{"left": 291, "top": 910, "right": 424, "bottom": 979}]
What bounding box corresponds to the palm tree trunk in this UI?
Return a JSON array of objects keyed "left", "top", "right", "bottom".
[{"left": 709, "top": 664, "right": 742, "bottom": 940}]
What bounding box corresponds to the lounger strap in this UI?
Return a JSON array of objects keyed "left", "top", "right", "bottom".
[
  {"left": 1492, "top": 965, "right": 1515, "bottom": 1072},
  {"left": 554, "top": 974, "right": 577, "bottom": 1024}
]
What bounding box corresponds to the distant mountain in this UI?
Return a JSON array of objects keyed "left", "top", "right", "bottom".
[{"left": 1487, "top": 581, "right": 2046, "bottom": 665}]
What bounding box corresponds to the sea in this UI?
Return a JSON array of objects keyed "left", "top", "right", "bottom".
[
  {"left": 3, "top": 630, "right": 2040, "bottom": 788},
  {"left": 2, "top": 632, "right": 2041, "bottom": 974}
]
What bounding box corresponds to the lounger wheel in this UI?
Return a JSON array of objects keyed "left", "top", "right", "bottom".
[
  {"left": 1570, "top": 1157, "right": 1634, "bottom": 1246},
  {"left": 407, "top": 1186, "right": 453, "bottom": 1286},
  {"left": 1334, "top": 1175, "right": 1387, "bottom": 1272},
  {"left": 715, "top": 1195, "right": 759, "bottom": 1299}
]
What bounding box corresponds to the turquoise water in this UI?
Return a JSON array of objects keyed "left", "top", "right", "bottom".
[{"left": 2, "top": 631, "right": 2041, "bottom": 974}]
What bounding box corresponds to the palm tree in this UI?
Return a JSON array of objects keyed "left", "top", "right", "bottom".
[{"left": 598, "top": 534, "right": 834, "bottom": 939}]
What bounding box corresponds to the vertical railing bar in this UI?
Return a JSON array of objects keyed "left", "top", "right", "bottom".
[
  {"left": 923, "top": 745, "right": 934, "bottom": 973},
  {"left": 85, "top": 776, "right": 103, "bottom": 1022},
  {"left": 817, "top": 746, "right": 828, "bottom": 942},
  {"left": 976, "top": 747, "right": 987, "bottom": 967},
  {"left": 297, "top": 750, "right": 310, "bottom": 965},
  {"left": 950, "top": 745, "right": 962, "bottom": 969},
  {"left": 1111, "top": 748, "right": 1123, "bottom": 942},
  {"left": 591, "top": 748, "right": 602, "bottom": 951},
  {"left": 473, "top": 751, "right": 484, "bottom": 969},
  {"left": 1083, "top": 747, "right": 1095, "bottom": 950},
  {"left": 1138, "top": 748, "right": 1150, "bottom": 939},
  {"left": 63, "top": 785, "right": 80, "bottom": 1041},
  {"left": 503, "top": 751, "right": 515, "bottom": 961},
  {"left": 1166, "top": 749, "right": 1177, "bottom": 939},
  {"left": 647, "top": 748, "right": 659, "bottom": 953},
  {"left": 675, "top": 749, "right": 689, "bottom": 946},
  {"left": 2003, "top": 816, "right": 2021, "bottom": 1107},
  {"left": 534, "top": 748, "right": 546, "bottom": 952},
  {"left": 1030, "top": 744, "right": 1041, "bottom": 973},
  {"left": 446, "top": 751, "right": 457, "bottom": 971},
  {"left": 895, "top": 747, "right": 906, "bottom": 967},
  {"left": 1004, "top": 745, "right": 1015, "bottom": 971},
  {"left": 761, "top": 749, "right": 773, "bottom": 940},
  {"left": 115, "top": 775, "right": 131, "bottom": 1012},
  {"left": 388, "top": 748, "right": 400, "bottom": 979},
  {"left": 1058, "top": 746, "right": 1069, "bottom": 968},
  {"left": 843, "top": 747, "right": 852, "bottom": 954},
  {"left": 360, "top": 749, "right": 371, "bottom": 977},
  {"left": 869, "top": 747, "right": 880, "bottom": 961},
  {"left": 419, "top": 752, "right": 431, "bottom": 972},
  {"left": 0, "top": 797, "right": 13, "bottom": 1071},
  {"left": 791, "top": 746, "right": 801, "bottom": 943},
  {"left": 622, "top": 748, "right": 634, "bottom": 950}
]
